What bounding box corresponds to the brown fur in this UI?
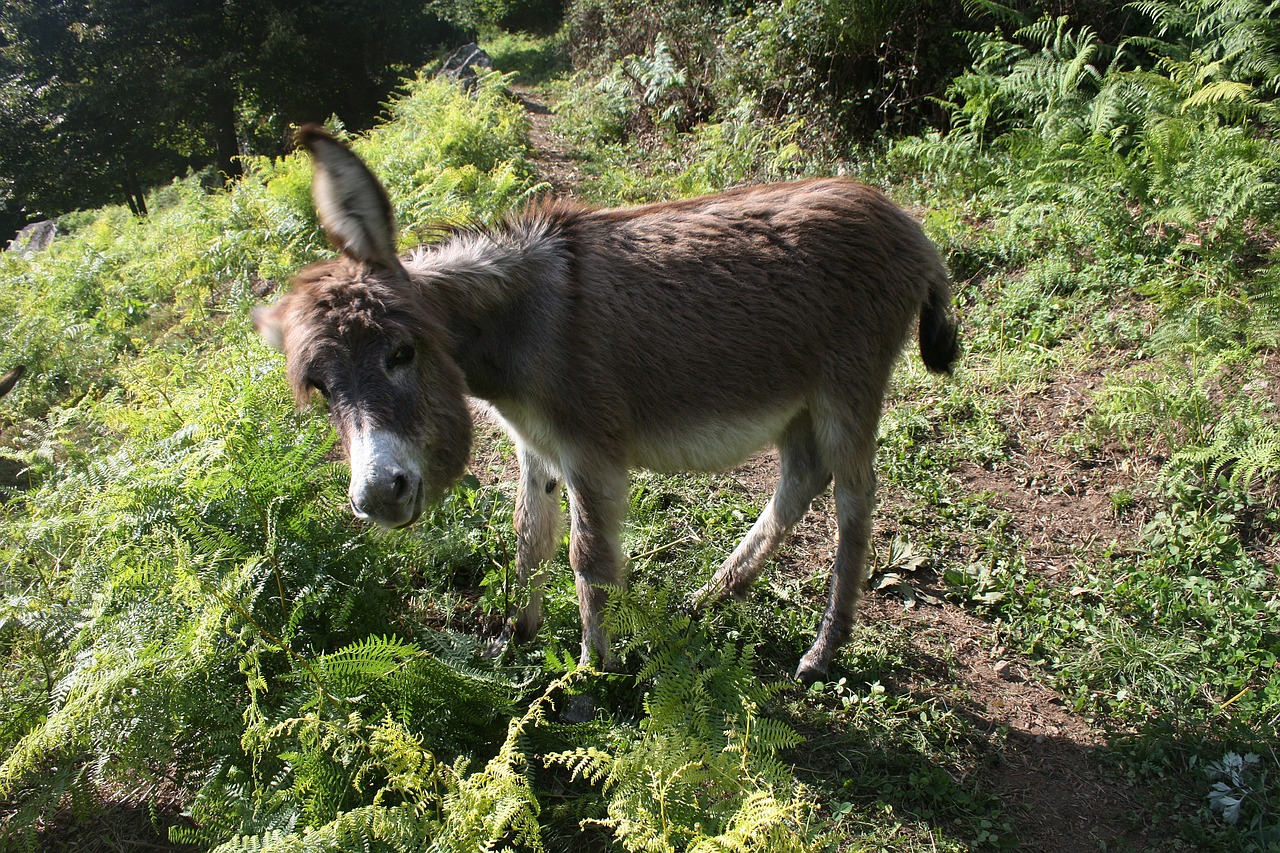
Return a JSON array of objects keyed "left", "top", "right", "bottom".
[{"left": 255, "top": 129, "right": 959, "bottom": 682}]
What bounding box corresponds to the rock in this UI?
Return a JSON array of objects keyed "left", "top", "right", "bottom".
[
  {"left": 7, "top": 220, "right": 57, "bottom": 257},
  {"left": 994, "top": 659, "right": 1027, "bottom": 682},
  {"left": 439, "top": 43, "right": 495, "bottom": 93}
]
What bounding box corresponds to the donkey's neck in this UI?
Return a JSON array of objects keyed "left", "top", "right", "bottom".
[{"left": 406, "top": 218, "right": 568, "bottom": 402}]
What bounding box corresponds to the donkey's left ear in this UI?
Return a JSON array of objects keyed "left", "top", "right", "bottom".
[
  {"left": 253, "top": 304, "right": 286, "bottom": 353},
  {"left": 296, "top": 125, "right": 399, "bottom": 269}
]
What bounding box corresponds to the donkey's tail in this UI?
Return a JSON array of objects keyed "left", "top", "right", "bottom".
[{"left": 918, "top": 267, "right": 959, "bottom": 375}]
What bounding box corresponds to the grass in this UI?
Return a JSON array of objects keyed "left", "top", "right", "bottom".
[{"left": 1, "top": 27, "right": 1279, "bottom": 853}]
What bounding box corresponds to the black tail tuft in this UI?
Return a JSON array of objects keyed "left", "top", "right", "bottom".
[{"left": 919, "top": 293, "right": 959, "bottom": 375}]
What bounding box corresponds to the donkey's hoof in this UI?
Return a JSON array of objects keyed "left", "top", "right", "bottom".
[
  {"left": 794, "top": 656, "right": 828, "bottom": 687},
  {"left": 511, "top": 614, "right": 542, "bottom": 644},
  {"left": 482, "top": 626, "right": 513, "bottom": 660},
  {"left": 677, "top": 592, "right": 703, "bottom": 618},
  {"left": 690, "top": 579, "right": 735, "bottom": 611},
  {"left": 689, "top": 584, "right": 716, "bottom": 610}
]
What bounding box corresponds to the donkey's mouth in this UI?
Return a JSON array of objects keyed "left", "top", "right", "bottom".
[{"left": 391, "top": 480, "right": 428, "bottom": 529}]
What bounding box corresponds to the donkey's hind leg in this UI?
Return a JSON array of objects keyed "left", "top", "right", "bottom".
[
  {"left": 694, "top": 412, "right": 831, "bottom": 604},
  {"left": 795, "top": 426, "right": 877, "bottom": 685},
  {"left": 512, "top": 444, "right": 563, "bottom": 642}
]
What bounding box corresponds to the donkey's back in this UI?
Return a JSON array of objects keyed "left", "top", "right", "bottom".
[{"left": 494, "top": 179, "right": 956, "bottom": 473}]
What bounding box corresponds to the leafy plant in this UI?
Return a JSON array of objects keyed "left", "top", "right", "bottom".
[
  {"left": 549, "top": 587, "right": 818, "bottom": 852},
  {"left": 1202, "top": 749, "right": 1279, "bottom": 848}
]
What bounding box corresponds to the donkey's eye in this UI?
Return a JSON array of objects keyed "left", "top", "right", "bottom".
[{"left": 386, "top": 345, "right": 415, "bottom": 370}]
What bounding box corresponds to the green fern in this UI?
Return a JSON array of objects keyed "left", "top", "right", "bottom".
[
  {"left": 1, "top": 58, "right": 642, "bottom": 853},
  {"left": 206, "top": 675, "right": 568, "bottom": 853},
  {"left": 536, "top": 590, "right": 819, "bottom": 852},
  {"left": 908, "top": 1, "right": 1280, "bottom": 248},
  {"left": 1171, "top": 407, "right": 1280, "bottom": 493}
]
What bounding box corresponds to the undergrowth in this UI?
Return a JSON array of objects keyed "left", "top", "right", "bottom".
[{"left": 4, "top": 7, "right": 1280, "bottom": 850}]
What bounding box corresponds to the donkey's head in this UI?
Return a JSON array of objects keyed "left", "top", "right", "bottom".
[{"left": 254, "top": 127, "right": 471, "bottom": 528}]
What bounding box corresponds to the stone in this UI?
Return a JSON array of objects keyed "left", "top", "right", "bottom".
[
  {"left": 7, "top": 220, "right": 57, "bottom": 257},
  {"left": 439, "top": 43, "right": 495, "bottom": 93}
]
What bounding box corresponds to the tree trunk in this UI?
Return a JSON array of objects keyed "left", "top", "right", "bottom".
[
  {"left": 213, "top": 86, "right": 243, "bottom": 180},
  {"left": 125, "top": 168, "right": 148, "bottom": 217}
]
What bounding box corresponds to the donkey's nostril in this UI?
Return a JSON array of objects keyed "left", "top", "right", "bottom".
[{"left": 388, "top": 469, "right": 423, "bottom": 507}]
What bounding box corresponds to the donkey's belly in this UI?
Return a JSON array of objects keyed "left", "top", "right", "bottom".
[
  {"left": 487, "top": 396, "right": 802, "bottom": 475},
  {"left": 628, "top": 404, "right": 801, "bottom": 473}
]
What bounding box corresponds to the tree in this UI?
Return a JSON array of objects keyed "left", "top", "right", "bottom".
[
  {"left": 1, "top": 1, "right": 228, "bottom": 220},
  {"left": 0, "top": 0, "right": 463, "bottom": 236}
]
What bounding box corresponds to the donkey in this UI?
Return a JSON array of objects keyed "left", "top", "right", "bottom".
[{"left": 254, "top": 126, "right": 959, "bottom": 683}]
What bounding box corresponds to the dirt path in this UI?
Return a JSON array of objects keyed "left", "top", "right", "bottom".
[
  {"left": 505, "top": 86, "right": 1165, "bottom": 851},
  {"left": 513, "top": 88, "right": 583, "bottom": 193},
  {"left": 729, "top": 447, "right": 1157, "bottom": 852}
]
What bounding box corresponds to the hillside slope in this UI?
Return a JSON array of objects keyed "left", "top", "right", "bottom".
[{"left": 0, "top": 35, "right": 1276, "bottom": 851}]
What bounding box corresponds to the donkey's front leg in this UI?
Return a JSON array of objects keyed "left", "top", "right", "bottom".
[
  {"left": 564, "top": 464, "right": 629, "bottom": 670},
  {"left": 512, "top": 444, "right": 564, "bottom": 642}
]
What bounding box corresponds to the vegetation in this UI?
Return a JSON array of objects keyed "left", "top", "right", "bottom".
[
  {"left": 0, "top": 0, "right": 470, "bottom": 235},
  {"left": 2, "top": 2, "right": 1279, "bottom": 850}
]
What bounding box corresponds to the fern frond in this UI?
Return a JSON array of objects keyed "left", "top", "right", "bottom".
[
  {"left": 545, "top": 745, "right": 618, "bottom": 786},
  {"left": 686, "top": 790, "right": 813, "bottom": 853},
  {"left": 1182, "top": 79, "right": 1259, "bottom": 111},
  {"left": 309, "top": 635, "right": 420, "bottom": 692}
]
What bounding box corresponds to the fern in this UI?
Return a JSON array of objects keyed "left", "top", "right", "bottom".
[
  {"left": 914, "top": 1, "right": 1280, "bottom": 253},
  {"left": 1170, "top": 406, "right": 1280, "bottom": 493},
  {"left": 538, "top": 590, "right": 819, "bottom": 852},
  {"left": 207, "top": 675, "right": 567, "bottom": 853},
  {"left": 0, "top": 60, "right": 582, "bottom": 851}
]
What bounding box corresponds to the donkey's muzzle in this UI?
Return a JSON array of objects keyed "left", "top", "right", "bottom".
[
  {"left": 350, "top": 470, "right": 424, "bottom": 528},
  {"left": 347, "top": 428, "right": 426, "bottom": 528}
]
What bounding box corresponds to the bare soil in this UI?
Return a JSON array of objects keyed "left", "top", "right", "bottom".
[
  {"left": 505, "top": 86, "right": 1180, "bottom": 851},
  {"left": 515, "top": 89, "right": 585, "bottom": 194}
]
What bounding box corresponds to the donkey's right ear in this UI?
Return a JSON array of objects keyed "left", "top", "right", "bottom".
[{"left": 295, "top": 125, "right": 399, "bottom": 269}]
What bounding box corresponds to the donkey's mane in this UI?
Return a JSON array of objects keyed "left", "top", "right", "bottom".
[{"left": 402, "top": 198, "right": 584, "bottom": 310}]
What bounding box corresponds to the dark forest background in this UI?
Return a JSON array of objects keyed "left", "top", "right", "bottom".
[{"left": 0, "top": 0, "right": 568, "bottom": 240}]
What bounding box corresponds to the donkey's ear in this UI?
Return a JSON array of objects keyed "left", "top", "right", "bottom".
[
  {"left": 0, "top": 364, "right": 24, "bottom": 399},
  {"left": 252, "top": 304, "right": 286, "bottom": 353},
  {"left": 296, "top": 125, "right": 399, "bottom": 269}
]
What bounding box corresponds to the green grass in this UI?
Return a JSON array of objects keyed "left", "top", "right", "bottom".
[
  {"left": 2, "top": 25, "right": 1280, "bottom": 853},
  {"left": 484, "top": 31, "right": 571, "bottom": 87}
]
